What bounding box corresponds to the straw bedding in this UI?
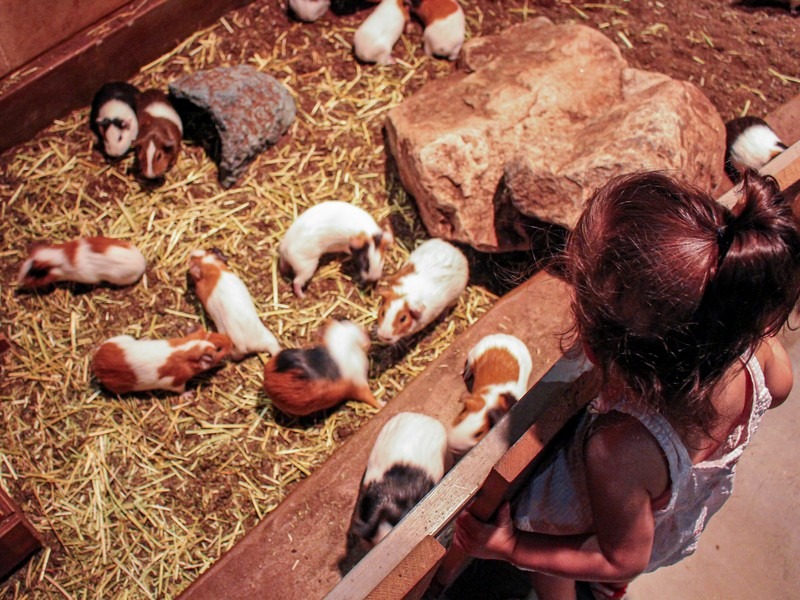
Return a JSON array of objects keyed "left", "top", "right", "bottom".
[{"left": 0, "top": 1, "right": 797, "bottom": 597}]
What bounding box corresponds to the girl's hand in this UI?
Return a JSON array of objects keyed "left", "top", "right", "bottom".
[{"left": 452, "top": 501, "right": 517, "bottom": 562}]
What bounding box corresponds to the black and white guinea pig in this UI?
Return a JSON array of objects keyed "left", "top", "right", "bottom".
[
  {"left": 17, "top": 236, "right": 146, "bottom": 289},
  {"left": 409, "top": 0, "right": 466, "bottom": 61},
  {"left": 376, "top": 238, "right": 469, "bottom": 345},
  {"left": 724, "top": 116, "right": 787, "bottom": 183},
  {"left": 330, "top": 0, "right": 379, "bottom": 14},
  {"left": 188, "top": 249, "right": 281, "bottom": 361},
  {"left": 289, "top": 0, "right": 331, "bottom": 21},
  {"left": 278, "top": 200, "right": 394, "bottom": 298},
  {"left": 263, "top": 320, "right": 382, "bottom": 416},
  {"left": 448, "top": 333, "right": 533, "bottom": 455},
  {"left": 353, "top": 0, "right": 408, "bottom": 65},
  {"left": 134, "top": 89, "right": 183, "bottom": 180},
  {"left": 92, "top": 328, "right": 232, "bottom": 395},
  {"left": 349, "top": 411, "right": 448, "bottom": 546},
  {"left": 90, "top": 82, "right": 141, "bottom": 158}
]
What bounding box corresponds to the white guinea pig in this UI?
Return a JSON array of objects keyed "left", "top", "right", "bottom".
[
  {"left": 448, "top": 334, "right": 533, "bottom": 455},
  {"left": 289, "top": 0, "right": 331, "bottom": 21},
  {"left": 188, "top": 249, "right": 281, "bottom": 361},
  {"left": 17, "top": 236, "right": 146, "bottom": 289},
  {"left": 92, "top": 328, "right": 232, "bottom": 395},
  {"left": 724, "top": 116, "right": 787, "bottom": 184},
  {"left": 410, "top": 0, "right": 465, "bottom": 61},
  {"left": 349, "top": 412, "right": 448, "bottom": 546},
  {"left": 90, "top": 82, "right": 141, "bottom": 158},
  {"left": 376, "top": 238, "right": 468, "bottom": 345},
  {"left": 353, "top": 0, "right": 408, "bottom": 65},
  {"left": 278, "top": 201, "right": 394, "bottom": 298},
  {"left": 263, "top": 320, "right": 382, "bottom": 416}
]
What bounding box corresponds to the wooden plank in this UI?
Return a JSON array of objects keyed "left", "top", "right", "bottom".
[
  {"left": 0, "top": 487, "right": 42, "bottom": 580},
  {"left": 365, "top": 536, "right": 446, "bottom": 600},
  {"left": 766, "top": 93, "right": 800, "bottom": 147},
  {"left": 178, "top": 271, "right": 572, "bottom": 600},
  {"left": 718, "top": 140, "right": 800, "bottom": 209},
  {"left": 0, "top": 0, "right": 253, "bottom": 153}
]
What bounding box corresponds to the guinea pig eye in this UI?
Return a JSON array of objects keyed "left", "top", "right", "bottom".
[{"left": 399, "top": 314, "right": 408, "bottom": 324}]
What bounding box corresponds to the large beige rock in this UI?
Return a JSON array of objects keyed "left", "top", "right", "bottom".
[{"left": 385, "top": 18, "right": 726, "bottom": 252}]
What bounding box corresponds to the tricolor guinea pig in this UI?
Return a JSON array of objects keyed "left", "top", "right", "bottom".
[
  {"left": 278, "top": 201, "right": 394, "bottom": 298},
  {"left": 134, "top": 89, "right": 183, "bottom": 180},
  {"left": 17, "top": 236, "right": 146, "bottom": 289},
  {"left": 724, "top": 116, "right": 787, "bottom": 183},
  {"left": 353, "top": 0, "right": 408, "bottom": 65},
  {"left": 448, "top": 333, "right": 533, "bottom": 455},
  {"left": 410, "top": 0, "right": 465, "bottom": 61},
  {"left": 92, "top": 328, "right": 232, "bottom": 395},
  {"left": 348, "top": 412, "right": 448, "bottom": 546},
  {"left": 188, "top": 249, "right": 281, "bottom": 361},
  {"left": 376, "top": 238, "right": 469, "bottom": 345},
  {"left": 90, "top": 82, "right": 141, "bottom": 158},
  {"left": 289, "top": 0, "right": 331, "bottom": 21},
  {"left": 263, "top": 320, "right": 382, "bottom": 416}
]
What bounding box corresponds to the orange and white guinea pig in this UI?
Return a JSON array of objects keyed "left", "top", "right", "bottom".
[
  {"left": 349, "top": 412, "right": 449, "bottom": 546},
  {"left": 278, "top": 201, "right": 394, "bottom": 298},
  {"left": 410, "top": 0, "right": 465, "bottom": 61},
  {"left": 376, "top": 238, "right": 468, "bottom": 345},
  {"left": 448, "top": 333, "right": 533, "bottom": 455},
  {"left": 353, "top": 0, "right": 408, "bottom": 65},
  {"left": 92, "top": 328, "right": 232, "bottom": 395},
  {"left": 188, "top": 249, "right": 281, "bottom": 361},
  {"left": 17, "top": 236, "right": 146, "bottom": 289},
  {"left": 263, "top": 320, "right": 382, "bottom": 416},
  {"left": 134, "top": 89, "right": 183, "bottom": 180}
]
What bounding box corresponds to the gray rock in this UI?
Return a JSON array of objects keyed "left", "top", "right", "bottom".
[
  {"left": 385, "top": 18, "right": 727, "bottom": 252},
  {"left": 170, "top": 65, "right": 296, "bottom": 188}
]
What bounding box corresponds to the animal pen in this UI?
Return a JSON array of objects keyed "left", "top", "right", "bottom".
[{"left": 1, "top": 1, "right": 799, "bottom": 599}]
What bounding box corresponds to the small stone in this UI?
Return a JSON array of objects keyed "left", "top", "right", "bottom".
[{"left": 170, "top": 65, "right": 296, "bottom": 188}]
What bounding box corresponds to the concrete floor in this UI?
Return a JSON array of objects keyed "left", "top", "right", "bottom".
[{"left": 628, "top": 326, "right": 800, "bottom": 599}]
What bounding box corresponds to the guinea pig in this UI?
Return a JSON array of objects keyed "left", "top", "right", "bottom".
[
  {"left": 90, "top": 82, "right": 141, "bottom": 158},
  {"left": 331, "top": 0, "right": 378, "bottom": 14},
  {"left": 134, "top": 89, "right": 183, "bottom": 180},
  {"left": 353, "top": 0, "right": 408, "bottom": 65},
  {"left": 409, "top": 0, "right": 465, "bottom": 61},
  {"left": 188, "top": 249, "right": 281, "bottom": 361},
  {"left": 278, "top": 201, "right": 394, "bottom": 298},
  {"left": 289, "top": 0, "right": 330, "bottom": 21},
  {"left": 263, "top": 320, "right": 382, "bottom": 416},
  {"left": 17, "top": 236, "right": 146, "bottom": 289},
  {"left": 724, "top": 116, "right": 787, "bottom": 183},
  {"left": 348, "top": 412, "right": 448, "bottom": 546},
  {"left": 376, "top": 238, "right": 469, "bottom": 345},
  {"left": 92, "top": 328, "right": 232, "bottom": 395},
  {"left": 448, "top": 333, "right": 533, "bottom": 455}
]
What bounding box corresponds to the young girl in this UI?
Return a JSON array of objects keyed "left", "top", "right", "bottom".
[{"left": 453, "top": 169, "right": 800, "bottom": 600}]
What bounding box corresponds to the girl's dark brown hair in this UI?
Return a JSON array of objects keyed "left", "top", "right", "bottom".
[{"left": 566, "top": 170, "right": 800, "bottom": 435}]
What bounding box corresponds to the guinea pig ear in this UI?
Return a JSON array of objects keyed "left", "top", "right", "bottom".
[
  {"left": 379, "top": 227, "right": 394, "bottom": 249},
  {"left": 210, "top": 248, "right": 229, "bottom": 264},
  {"left": 348, "top": 233, "right": 369, "bottom": 254},
  {"left": 188, "top": 261, "right": 204, "bottom": 281},
  {"left": 408, "top": 304, "right": 425, "bottom": 322},
  {"left": 487, "top": 393, "right": 518, "bottom": 427}
]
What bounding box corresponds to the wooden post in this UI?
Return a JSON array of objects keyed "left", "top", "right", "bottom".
[{"left": 0, "top": 487, "right": 42, "bottom": 580}]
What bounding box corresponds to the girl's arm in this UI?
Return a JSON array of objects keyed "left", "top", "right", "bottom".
[{"left": 453, "top": 414, "right": 665, "bottom": 582}]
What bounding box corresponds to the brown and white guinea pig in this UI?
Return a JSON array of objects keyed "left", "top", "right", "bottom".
[
  {"left": 353, "top": 0, "right": 408, "bottom": 65},
  {"left": 263, "top": 320, "right": 382, "bottom": 416},
  {"left": 289, "top": 0, "right": 330, "bottom": 21},
  {"left": 348, "top": 412, "right": 448, "bottom": 546},
  {"left": 409, "top": 0, "right": 465, "bottom": 61},
  {"left": 90, "top": 82, "right": 140, "bottom": 158},
  {"left": 134, "top": 89, "right": 183, "bottom": 180},
  {"left": 278, "top": 201, "right": 394, "bottom": 298},
  {"left": 188, "top": 249, "right": 281, "bottom": 361},
  {"left": 376, "top": 238, "right": 468, "bottom": 345},
  {"left": 724, "top": 116, "right": 787, "bottom": 183},
  {"left": 448, "top": 334, "right": 533, "bottom": 455},
  {"left": 17, "top": 236, "right": 146, "bottom": 289},
  {"left": 92, "top": 328, "right": 232, "bottom": 395}
]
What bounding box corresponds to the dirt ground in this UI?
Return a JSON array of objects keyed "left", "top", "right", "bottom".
[{"left": 0, "top": 1, "right": 798, "bottom": 598}]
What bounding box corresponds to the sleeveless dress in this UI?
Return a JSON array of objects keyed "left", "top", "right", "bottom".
[{"left": 513, "top": 354, "right": 773, "bottom": 573}]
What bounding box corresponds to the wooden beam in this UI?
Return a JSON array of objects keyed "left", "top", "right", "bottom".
[
  {"left": 0, "top": 0, "right": 252, "bottom": 153},
  {"left": 365, "top": 536, "right": 446, "bottom": 600},
  {"left": 0, "top": 487, "right": 42, "bottom": 580},
  {"left": 178, "top": 271, "right": 572, "bottom": 600}
]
